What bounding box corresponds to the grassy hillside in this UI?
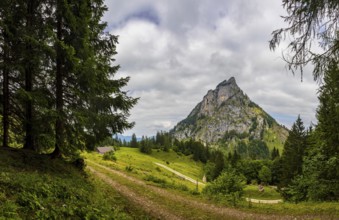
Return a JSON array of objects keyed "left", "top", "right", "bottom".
[
  {"left": 263, "top": 124, "right": 288, "bottom": 153},
  {"left": 83, "top": 147, "right": 205, "bottom": 192},
  {"left": 90, "top": 148, "right": 286, "bottom": 197},
  {"left": 0, "top": 147, "right": 150, "bottom": 219}
]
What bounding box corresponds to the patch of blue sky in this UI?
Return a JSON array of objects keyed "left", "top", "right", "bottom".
[
  {"left": 128, "top": 7, "right": 160, "bottom": 25},
  {"left": 106, "top": 6, "right": 160, "bottom": 31},
  {"left": 270, "top": 113, "right": 297, "bottom": 129}
]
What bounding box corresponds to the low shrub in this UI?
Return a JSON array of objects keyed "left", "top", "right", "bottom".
[
  {"left": 175, "top": 184, "right": 189, "bottom": 192},
  {"left": 125, "top": 165, "right": 133, "bottom": 172},
  {"left": 103, "top": 151, "right": 117, "bottom": 162},
  {"left": 72, "top": 157, "right": 86, "bottom": 170},
  {"left": 144, "top": 175, "right": 167, "bottom": 185}
]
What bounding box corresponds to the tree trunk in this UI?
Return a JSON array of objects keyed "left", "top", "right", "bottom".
[
  {"left": 51, "top": 0, "right": 63, "bottom": 158},
  {"left": 2, "top": 37, "right": 9, "bottom": 148},
  {"left": 23, "top": 0, "right": 34, "bottom": 150}
]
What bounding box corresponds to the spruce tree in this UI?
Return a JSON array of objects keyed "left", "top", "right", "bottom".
[
  {"left": 280, "top": 115, "right": 307, "bottom": 186},
  {"left": 271, "top": 147, "right": 280, "bottom": 160},
  {"left": 316, "top": 62, "right": 339, "bottom": 158},
  {"left": 23, "top": 0, "right": 35, "bottom": 150},
  {"left": 22, "top": 0, "right": 47, "bottom": 150},
  {"left": 51, "top": 0, "right": 65, "bottom": 157},
  {"left": 130, "top": 133, "right": 138, "bottom": 148},
  {"left": 0, "top": 0, "right": 25, "bottom": 148},
  {"left": 49, "top": 0, "right": 137, "bottom": 156},
  {"left": 0, "top": 4, "right": 10, "bottom": 147},
  {"left": 283, "top": 62, "right": 339, "bottom": 202},
  {"left": 307, "top": 61, "right": 339, "bottom": 200}
]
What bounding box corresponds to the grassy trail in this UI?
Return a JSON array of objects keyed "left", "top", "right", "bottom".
[
  {"left": 87, "top": 160, "right": 306, "bottom": 220},
  {"left": 245, "top": 198, "right": 282, "bottom": 204},
  {"left": 154, "top": 162, "right": 206, "bottom": 186},
  {"left": 87, "top": 166, "right": 182, "bottom": 220}
]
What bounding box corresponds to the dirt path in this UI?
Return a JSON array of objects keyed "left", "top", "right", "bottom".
[
  {"left": 154, "top": 162, "right": 205, "bottom": 186},
  {"left": 87, "top": 166, "right": 182, "bottom": 220},
  {"left": 245, "top": 198, "right": 283, "bottom": 204},
  {"left": 154, "top": 162, "right": 283, "bottom": 204},
  {"left": 87, "top": 161, "right": 309, "bottom": 220}
]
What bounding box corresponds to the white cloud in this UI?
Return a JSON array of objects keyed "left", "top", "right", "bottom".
[{"left": 104, "top": 0, "right": 319, "bottom": 136}]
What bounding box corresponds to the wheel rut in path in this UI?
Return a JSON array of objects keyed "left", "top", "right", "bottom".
[{"left": 88, "top": 166, "right": 182, "bottom": 220}]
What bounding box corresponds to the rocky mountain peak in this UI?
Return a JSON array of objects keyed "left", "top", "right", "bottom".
[
  {"left": 217, "top": 76, "right": 237, "bottom": 88},
  {"left": 199, "top": 77, "right": 244, "bottom": 117},
  {"left": 171, "top": 77, "right": 288, "bottom": 153}
]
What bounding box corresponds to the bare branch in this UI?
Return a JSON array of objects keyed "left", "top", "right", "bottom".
[{"left": 270, "top": 0, "right": 339, "bottom": 80}]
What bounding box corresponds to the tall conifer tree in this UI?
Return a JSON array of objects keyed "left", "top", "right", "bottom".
[
  {"left": 309, "top": 61, "right": 339, "bottom": 200},
  {"left": 280, "top": 115, "right": 307, "bottom": 186},
  {"left": 22, "top": 0, "right": 45, "bottom": 150},
  {"left": 0, "top": 2, "right": 11, "bottom": 147},
  {"left": 284, "top": 63, "right": 339, "bottom": 202},
  {"left": 50, "top": 0, "right": 137, "bottom": 156},
  {"left": 0, "top": 0, "right": 24, "bottom": 148}
]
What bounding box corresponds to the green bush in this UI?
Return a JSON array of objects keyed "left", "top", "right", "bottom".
[
  {"left": 258, "top": 165, "right": 272, "bottom": 185},
  {"left": 103, "top": 151, "right": 117, "bottom": 162},
  {"left": 0, "top": 201, "right": 19, "bottom": 219},
  {"left": 143, "top": 175, "right": 167, "bottom": 185},
  {"left": 203, "top": 170, "right": 246, "bottom": 206},
  {"left": 72, "top": 157, "right": 86, "bottom": 170},
  {"left": 175, "top": 184, "right": 189, "bottom": 192}
]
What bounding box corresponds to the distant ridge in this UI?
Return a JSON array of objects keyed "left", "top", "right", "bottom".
[{"left": 116, "top": 134, "right": 142, "bottom": 142}]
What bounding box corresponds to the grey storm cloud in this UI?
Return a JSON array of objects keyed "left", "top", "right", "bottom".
[{"left": 104, "top": 0, "right": 319, "bottom": 137}]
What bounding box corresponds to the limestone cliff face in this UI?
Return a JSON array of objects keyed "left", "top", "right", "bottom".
[{"left": 171, "top": 77, "right": 288, "bottom": 148}]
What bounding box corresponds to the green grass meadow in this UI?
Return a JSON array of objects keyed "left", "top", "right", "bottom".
[
  {"left": 244, "top": 185, "right": 281, "bottom": 200},
  {"left": 83, "top": 147, "right": 205, "bottom": 192}
]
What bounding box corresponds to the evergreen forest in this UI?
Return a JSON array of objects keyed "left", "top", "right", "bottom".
[{"left": 0, "top": 0, "right": 137, "bottom": 157}]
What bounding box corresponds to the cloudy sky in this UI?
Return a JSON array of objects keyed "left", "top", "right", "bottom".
[{"left": 103, "top": 0, "right": 319, "bottom": 137}]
